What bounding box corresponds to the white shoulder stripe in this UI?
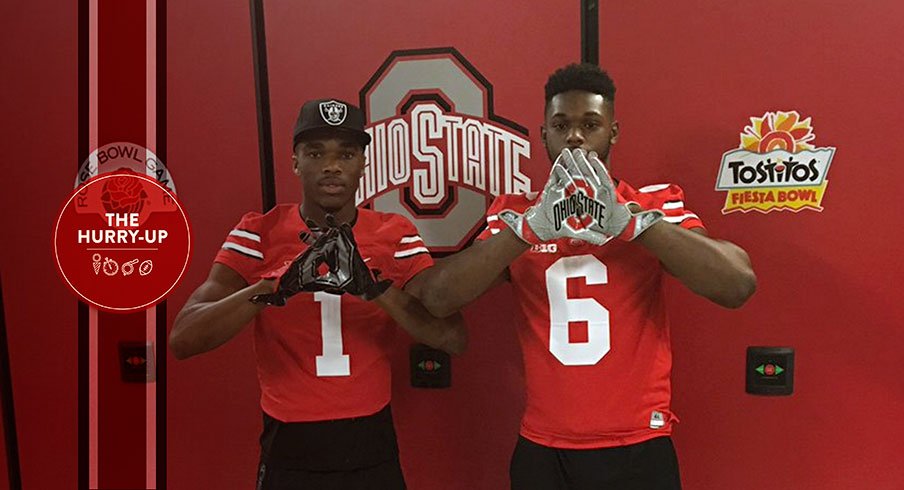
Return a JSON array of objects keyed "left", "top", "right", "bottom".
[
  {"left": 229, "top": 229, "right": 261, "bottom": 242},
  {"left": 662, "top": 201, "right": 684, "bottom": 210},
  {"left": 395, "top": 246, "right": 429, "bottom": 258},
  {"left": 399, "top": 235, "right": 424, "bottom": 244},
  {"left": 663, "top": 213, "right": 699, "bottom": 224},
  {"left": 486, "top": 215, "right": 499, "bottom": 222},
  {"left": 638, "top": 183, "right": 671, "bottom": 193},
  {"left": 222, "top": 242, "right": 263, "bottom": 259}
]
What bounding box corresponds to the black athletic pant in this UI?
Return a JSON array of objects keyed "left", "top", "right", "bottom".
[
  {"left": 256, "top": 405, "right": 406, "bottom": 489},
  {"left": 256, "top": 459, "right": 405, "bottom": 490},
  {"left": 510, "top": 435, "right": 681, "bottom": 490}
]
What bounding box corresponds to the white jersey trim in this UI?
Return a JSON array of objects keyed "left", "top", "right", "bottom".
[
  {"left": 394, "top": 246, "right": 429, "bottom": 258},
  {"left": 638, "top": 183, "right": 671, "bottom": 193},
  {"left": 229, "top": 229, "right": 261, "bottom": 242},
  {"left": 663, "top": 213, "right": 699, "bottom": 224},
  {"left": 399, "top": 235, "right": 424, "bottom": 245},
  {"left": 222, "top": 242, "right": 263, "bottom": 259}
]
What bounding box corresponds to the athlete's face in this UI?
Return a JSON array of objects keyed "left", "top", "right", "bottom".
[
  {"left": 541, "top": 90, "right": 619, "bottom": 165},
  {"left": 293, "top": 133, "right": 365, "bottom": 214}
]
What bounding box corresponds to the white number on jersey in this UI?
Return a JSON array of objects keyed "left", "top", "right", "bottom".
[
  {"left": 545, "top": 255, "right": 610, "bottom": 366},
  {"left": 314, "top": 292, "right": 351, "bottom": 376}
]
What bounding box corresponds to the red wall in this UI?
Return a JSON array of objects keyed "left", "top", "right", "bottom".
[
  {"left": 165, "top": 0, "right": 264, "bottom": 487},
  {"left": 0, "top": 1, "right": 79, "bottom": 489},
  {"left": 601, "top": 1, "right": 904, "bottom": 489},
  {"left": 0, "top": 0, "right": 901, "bottom": 489},
  {"left": 0, "top": 390, "right": 8, "bottom": 490}
]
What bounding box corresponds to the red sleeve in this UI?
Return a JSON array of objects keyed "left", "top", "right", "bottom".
[
  {"left": 632, "top": 183, "right": 705, "bottom": 231},
  {"left": 476, "top": 193, "right": 534, "bottom": 241},
  {"left": 213, "top": 212, "right": 266, "bottom": 285},
  {"left": 384, "top": 215, "right": 434, "bottom": 288}
]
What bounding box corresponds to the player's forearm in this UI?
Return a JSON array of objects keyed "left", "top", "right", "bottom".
[
  {"left": 635, "top": 222, "right": 757, "bottom": 308},
  {"left": 169, "top": 281, "right": 270, "bottom": 359},
  {"left": 417, "top": 229, "right": 529, "bottom": 317},
  {"left": 374, "top": 287, "right": 468, "bottom": 355}
]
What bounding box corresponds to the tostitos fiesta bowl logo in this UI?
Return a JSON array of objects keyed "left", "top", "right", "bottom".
[{"left": 715, "top": 111, "right": 836, "bottom": 214}]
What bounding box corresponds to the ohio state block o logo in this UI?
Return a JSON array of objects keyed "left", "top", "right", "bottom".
[{"left": 358, "top": 47, "right": 532, "bottom": 255}]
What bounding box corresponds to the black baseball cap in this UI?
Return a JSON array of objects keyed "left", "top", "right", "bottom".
[{"left": 292, "top": 98, "right": 371, "bottom": 150}]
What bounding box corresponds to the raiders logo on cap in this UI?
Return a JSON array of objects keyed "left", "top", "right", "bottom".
[
  {"left": 292, "top": 98, "right": 371, "bottom": 149},
  {"left": 319, "top": 100, "right": 347, "bottom": 126}
]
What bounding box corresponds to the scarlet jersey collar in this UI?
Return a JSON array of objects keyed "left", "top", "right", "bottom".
[{"left": 296, "top": 204, "right": 359, "bottom": 232}]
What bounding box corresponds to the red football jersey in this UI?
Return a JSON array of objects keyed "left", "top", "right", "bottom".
[
  {"left": 478, "top": 181, "right": 704, "bottom": 449},
  {"left": 214, "top": 204, "right": 432, "bottom": 422}
]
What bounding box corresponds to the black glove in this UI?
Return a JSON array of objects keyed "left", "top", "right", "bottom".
[
  {"left": 249, "top": 221, "right": 353, "bottom": 306},
  {"left": 332, "top": 219, "right": 393, "bottom": 301}
]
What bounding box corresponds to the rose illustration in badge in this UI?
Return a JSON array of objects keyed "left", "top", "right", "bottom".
[{"left": 101, "top": 173, "right": 149, "bottom": 215}]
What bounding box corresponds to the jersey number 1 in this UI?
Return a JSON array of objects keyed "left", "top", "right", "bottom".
[
  {"left": 314, "top": 292, "right": 351, "bottom": 377},
  {"left": 545, "top": 255, "right": 610, "bottom": 366}
]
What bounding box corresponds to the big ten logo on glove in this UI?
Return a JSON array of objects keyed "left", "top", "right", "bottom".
[{"left": 54, "top": 171, "right": 192, "bottom": 313}]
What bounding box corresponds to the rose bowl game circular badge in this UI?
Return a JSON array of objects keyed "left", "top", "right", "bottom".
[{"left": 54, "top": 171, "right": 192, "bottom": 313}]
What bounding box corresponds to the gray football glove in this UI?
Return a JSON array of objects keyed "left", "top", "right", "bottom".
[
  {"left": 498, "top": 149, "right": 609, "bottom": 245},
  {"left": 559, "top": 148, "right": 664, "bottom": 244}
]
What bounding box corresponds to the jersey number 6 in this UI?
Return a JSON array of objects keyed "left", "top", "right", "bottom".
[{"left": 545, "top": 255, "right": 610, "bottom": 366}]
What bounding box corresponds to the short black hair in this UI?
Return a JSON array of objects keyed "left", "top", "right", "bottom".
[{"left": 544, "top": 63, "right": 616, "bottom": 111}]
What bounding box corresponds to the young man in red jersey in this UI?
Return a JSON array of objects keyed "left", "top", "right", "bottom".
[
  {"left": 411, "top": 64, "right": 757, "bottom": 489},
  {"left": 170, "top": 98, "right": 466, "bottom": 489}
]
